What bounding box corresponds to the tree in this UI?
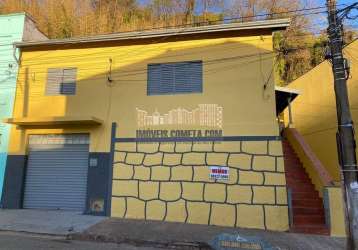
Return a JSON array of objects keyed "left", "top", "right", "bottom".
[{"left": 0, "top": 0, "right": 356, "bottom": 83}]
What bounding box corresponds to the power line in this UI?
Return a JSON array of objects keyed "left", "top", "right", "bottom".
[
  {"left": 0, "top": 51, "right": 275, "bottom": 78},
  {"left": 8, "top": 54, "right": 275, "bottom": 98},
  {"left": 0, "top": 39, "right": 303, "bottom": 66},
  {"left": 0, "top": 36, "right": 270, "bottom": 63},
  {"left": 0, "top": 40, "right": 341, "bottom": 78},
  {"left": 0, "top": 28, "right": 348, "bottom": 65},
  {"left": 0, "top": 32, "right": 335, "bottom": 65},
  {"left": 0, "top": 39, "right": 275, "bottom": 69},
  {"left": 1, "top": 40, "right": 338, "bottom": 78},
  {"left": 2, "top": 58, "right": 272, "bottom": 98},
  {"left": 0, "top": 5, "right": 353, "bottom": 83},
  {"left": 0, "top": 5, "right": 350, "bottom": 68}
]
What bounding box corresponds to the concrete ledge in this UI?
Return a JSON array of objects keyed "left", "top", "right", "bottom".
[
  {"left": 323, "top": 187, "right": 347, "bottom": 237},
  {"left": 3, "top": 116, "right": 103, "bottom": 126}
]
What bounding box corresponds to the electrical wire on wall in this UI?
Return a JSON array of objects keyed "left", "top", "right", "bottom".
[
  {"left": 262, "top": 58, "right": 279, "bottom": 101},
  {"left": 0, "top": 3, "right": 354, "bottom": 65},
  {"left": 0, "top": 43, "right": 330, "bottom": 80}
]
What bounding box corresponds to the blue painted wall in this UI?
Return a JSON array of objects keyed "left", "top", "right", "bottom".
[{"left": 0, "top": 13, "right": 27, "bottom": 202}]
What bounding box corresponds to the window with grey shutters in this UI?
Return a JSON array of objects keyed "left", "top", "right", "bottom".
[
  {"left": 147, "top": 61, "right": 203, "bottom": 95},
  {"left": 46, "top": 68, "right": 77, "bottom": 95}
]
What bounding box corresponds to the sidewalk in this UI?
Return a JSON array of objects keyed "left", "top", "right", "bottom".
[
  {"left": 71, "top": 218, "right": 346, "bottom": 250},
  {"left": 0, "top": 209, "right": 105, "bottom": 236}
]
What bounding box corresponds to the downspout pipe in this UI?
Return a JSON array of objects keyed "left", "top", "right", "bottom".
[
  {"left": 13, "top": 45, "right": 19, "bottom": 65},
  {"left": 288, "top": 95, "right": 294, "bottom": 128}
]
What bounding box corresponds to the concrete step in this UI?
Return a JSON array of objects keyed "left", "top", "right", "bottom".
[
  {"left": 290, "top": 185, "right": 316, "bottom": 193},
  {"left": 286, "top": 176, "right": 312, "bottom": 182},
  {"left": 284, "top": 164, "right": 303, "bottom": 169},
  {"left": 283, "top": 139, "right": 328, "bottom": 235},
  {"left": 286, "top": 173, "right": 310, "bottom": 180},
  {"left": 283, "top": 155, "right": 299, "bottom": 159},
  {"left": 290, "top": 225, "right": 329, "bottom": 235},
  {"left": 285, "top": 167, "right": 308, "bottom": 172},
  {"left": 284, "top": 157, "right": 301, "bottom": 162},
  {"left": 285, "top": 163, "right": 303, "bottom": 167},
  {"left": 286, "top": 178, "right": 311, "bottom": 184},
  {"left": 293, "top": 207, "right": 325, "bottom": 215},
  {"left": 294, "top": 215, "right": 325, "bottom": 225},
  {"left": 287, "top": 181, "right": 313, "bottom": 187},
  {"left": 291, "top": 191, "right": 319, "bottom": 200},
  {"left": 288, "top": 183, "right": 314, "bottom": 189},
  {"left": 286, "top": 172, "right": 310, "bottom": 179},
  {"left": 292, "top": 199, "right": 323, "bottom": 207},
  {"left": 285, "top": 169, "right": 307, "bottom": 174},
  {"left": 285, "top": 164, "right": 306, "bottom": 170},
  {"left": 285, "top": 164, "right": 304, "bottom": 169}
]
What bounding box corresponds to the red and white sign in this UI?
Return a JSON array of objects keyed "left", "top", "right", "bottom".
[{"left": 210, "top": 166, "right": 229, "bottom": 180}]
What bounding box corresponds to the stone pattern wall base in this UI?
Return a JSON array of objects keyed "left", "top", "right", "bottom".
[{"left": 111, "top": 141, "right": 289, "bottom": 231}]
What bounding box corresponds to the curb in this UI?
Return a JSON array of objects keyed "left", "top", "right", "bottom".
[
  {"left": 0, "top": 229, "right": 68, "bottom": 240},
  {"left": 70, "top": 232, "right": 213, "bottom": 249}
]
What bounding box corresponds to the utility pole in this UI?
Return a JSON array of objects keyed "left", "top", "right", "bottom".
[{"left": 326, "top": 1, "right": 358, "bottom": 249}]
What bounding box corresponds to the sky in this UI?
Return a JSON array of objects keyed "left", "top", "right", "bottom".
[
  {"left": 138, "top": 0, "right": 357, "bottom": 31},
  {"left": 316, "top": 0, "right": 357, "bottom": 6},
  {"left": 312, "top": 0, "right": 358, "bottom": 30}
]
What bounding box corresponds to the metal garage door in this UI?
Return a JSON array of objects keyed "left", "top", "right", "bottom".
[{"left": 23, "top": 134, "right": 89, "bottom": 211}]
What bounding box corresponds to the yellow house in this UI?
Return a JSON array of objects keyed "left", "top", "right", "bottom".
[
  {"left": 285, "top": 39, "right": 358, "bottom": 182},
  {"left": 281, "top": 39, "right": 358, "bottom": 237},
  {"left": 1, "top": 19, "right": 292, "bottom": 231}
]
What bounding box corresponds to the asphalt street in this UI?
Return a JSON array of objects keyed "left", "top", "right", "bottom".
[{"left": 0, "top": 232, "right": 161, "bottom": 250}]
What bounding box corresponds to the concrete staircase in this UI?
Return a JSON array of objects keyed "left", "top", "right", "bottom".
[{"left": 282, "top": 140, "right": 329, "bottom": 235}]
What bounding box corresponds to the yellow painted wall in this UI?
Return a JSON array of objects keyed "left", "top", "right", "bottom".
[
  {"left": 9, "top": 31, "right": 288, "bottom": 230},
  {"left": 285, "top": 40, "right": 358, "bottom": 182},
  {"left": 10, "top": 33, "right": 278, "bottom": 154},
  {"left": 325, "top": 187, "right": 347, "bottom": 237}
]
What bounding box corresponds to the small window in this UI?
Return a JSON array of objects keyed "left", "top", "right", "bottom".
[
  {"left": 147, "top": 61, "right": 203, "bottom": 95},
  {"left": 46, "top": 68, "right": 77, "bottom": 95}
]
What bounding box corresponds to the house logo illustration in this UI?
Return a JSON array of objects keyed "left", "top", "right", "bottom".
[{"left": 136, "top": 104, "right": 223, "bottom": 128}]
